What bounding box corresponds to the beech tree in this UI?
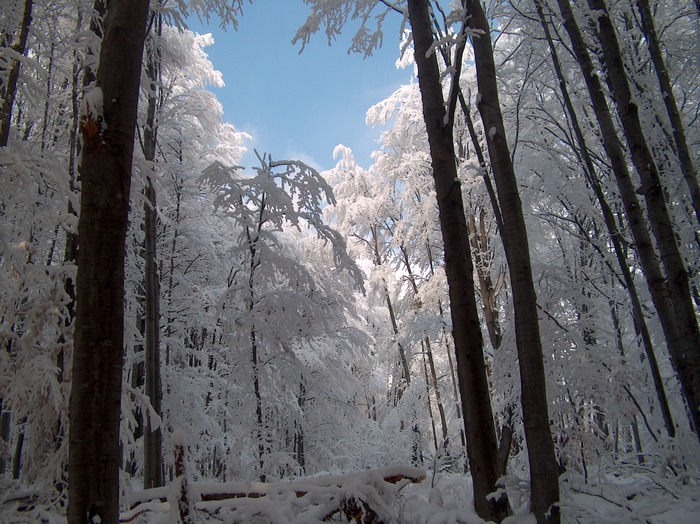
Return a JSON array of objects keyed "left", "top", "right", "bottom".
[
  {"left": 68, "top": 0, "right": 150, "bottom": 521},
  {"left": 404, "top": 0, "right": 508, "bottom": 519},
  {"left": 585, "top": 0, "right": 700, "bottom": 438},
  {"left": 553, "top": 0, "right": 700, "bottom": 440},
  {"left": 2, "top": 0, "right": 700, "bottom": 521},
  {"left": 461, "top": 1, "right": 560, "bottom": 521}
]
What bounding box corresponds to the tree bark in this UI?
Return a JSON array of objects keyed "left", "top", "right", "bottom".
[
  {"left": 534, "top": 0, "right": 674, "bottom": 438},
  {"left": 635, "top": 0, "right": 700, "bottom": 224},
  {"left": 467, "top": 211, "right": 502, "bottom": 350},
  {"left": 246, "top": 218, "right": 267, "bottom": 481},
  {"left": 464, "top": 1, "right": 561, "bottom": 522},
  {"left": 143, "top": 175, "right": 163, "bottom": 488},
  {"left": 406, "top": 1, "right": 507, "bottom": 520},
  {"left": 68, "top": 0, "right": 150, "bottom": 522},
  {"left": 0, "top": 0, "right": 33, "bottom": 146},
  {"left": 587, "top": 0, "right": 700, "bottom": 437},
  {"left": 556, "top": 0, "right": 687, "bottom": 435},
  {"left": 142, "top": 24, "right": 163, "bottom": 489},
  {"left": 401, "top": 245, "right": 449, "bottom": 447}
]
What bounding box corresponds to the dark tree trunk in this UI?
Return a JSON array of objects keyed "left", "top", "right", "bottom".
[
  {"left": 464, "top": 1, "right": 560, "bottom": 522},
  {"left": 635, "top": 0, "right": 700, "bottom": 224},
  {"left": 534, "top": 0, "right": 674, "bottom": 438},
  {"left": 0, "top": 0, "right": 32, "bottom": 146},
  {"left": 0, "top": 401, "right": 10, "bottom": 475},
  {"left": 142, "top": 22, "right": 163, "bottom": 489},
  {"left": 143, "top": 175, "right": 163, "bottom": 488},
  {"left": 68, "top": 0, "right": 150, "bottom": 522},
  {"left": 296, "top": 379, "right": 306, "bottom": 471},
  {"left": 556, "top": 0, "right": 685, "bottom": 436},
  {"left": 586, "top": 0, "right": 700, "bottom": 437},
  {"left": 406, "top": 0, "right": 507, "bottom": 520},
  {"left": 246, "top": 220, "right": 267, "bottom": 482}
]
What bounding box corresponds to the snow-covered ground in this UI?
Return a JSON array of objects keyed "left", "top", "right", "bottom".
[{"left": 2, "top": 463, "right": 699, "bottom": 523}]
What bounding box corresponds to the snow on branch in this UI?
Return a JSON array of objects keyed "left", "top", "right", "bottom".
[
  {"left": 293, "top": 0, "right": 408, "bottom": 59},
  {"left": 122, "top": 464, "right": 426, "bottom": 523},
  {"left": 200, "top": 154, "right": 364, "bottom": 291}
]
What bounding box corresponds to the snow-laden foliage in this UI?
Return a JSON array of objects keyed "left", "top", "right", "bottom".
[
  {"left": 2, "top": 0, "right": 700, "bottom": 522},
  {"left": 293, "top": 0, "right": 409, "bottom": 58}
]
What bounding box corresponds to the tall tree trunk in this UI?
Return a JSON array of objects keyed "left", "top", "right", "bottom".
[
  {"left": 11, "top": 416, "right": 26, "bottom": 479},
  {"left": 464, "top": 1, "right": 561, "bottom": 522},
  {"left": 0, "top": 400, "right": 9, "bottom": 475},
  {"left": 68, "top": 0, "right": 150, "bottom": 522},
  {"left": 406, "top": 1, "right": 507, "bottom": 520},
  {"left": 421, "top": 349, "right": 440, "bottom": 452},
  {"left": 467, "top": 211, "right": 502, "bottom": 350},
  {"left": 246, "top": 221, "right": 267, "bottom": 481},
  {"left": 143, "top": 175, "right": 163, "bottom": 488},
  {"left": 371, "top": 226, "right": 411, "bottom": 397},
  {"left": 142, "top": 21, "right": 163, "bottom": 489},
  {"left": 400, "top": 245, "right": 449, "bottom": 447},
  {"left": 586, "top": 0, "right": 700, "bottom": 437},
  {"left": 555, "top": 0, "right": 687, "bottom": 437},
  {"left": 295, "top": 378, "right": 306, "bottom": 471},
  {"left": 0, "top": 0, "right": 32, "bottom": 147},
  {"left": 426, "top": 243, "right": 468, "bottom": 454},
  {"left": 635, "top": 0, "right": 700, "bottom": 224},
  {"left": 535, "top": 0, "right": 674, "bottom": 438}
]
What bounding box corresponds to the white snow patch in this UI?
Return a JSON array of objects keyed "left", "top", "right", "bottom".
[
  {"left": 172, "top": 428, "right": 187, "bottom": 447},
  {"left": 81, "top": 86, "right": 104, "bottom": 124},
  {"left": 488, "top": 127, "right": 498, "bottom": 140}
]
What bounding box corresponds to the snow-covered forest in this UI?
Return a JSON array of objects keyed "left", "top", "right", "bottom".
[{"left": 1, "top": 0, "right": 699, "bottom": 523}]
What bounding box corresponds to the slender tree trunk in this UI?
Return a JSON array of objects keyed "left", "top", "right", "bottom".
[
  {"left": 401, "top": 245, "right": 449, "bottom": 447},
  {"left": 68, "top": 0, "right": 150, "bottom": 522},
  {"left": 39, "top": 39, "right": 56, "bottom": 154},
  {"left": 0, "top": 401, "right": 9, "bottom": 475},
  {"left": 464, "top": 1, "right": 560, "bottom": 521},
  {"left": 372, "top": 227, "right": 411, "bottom": 396},
  {"left": 635, "top": 0, "right": 700, "bottom": 224},
  {"left": 0, "top": 0, "right": 32, "bottom": 147},
  {"left": 586, "top": 0, "right": 700, "bottom": 437},
  {"left": 143, "top": 175, "right": 163, "bottom": 488},
  {"left": 247, "top": 222, "right": 267, "bottom": 482},
  {"left": 296, "top": 378, "right": 306, "bottom": 471},
  {"left": 165, "top": 169, "right": 183, "bottom": 367},
  {"left": 426, "top": 243, "right": 468, "bottom": 454},
  {"left": 251, "top": 325, "right": 265, "bottom": 480},
  {"left": 421, "top": 350, "right": 440, "bottom": 452},
  {"left": 467, "top": 211, "right": 502, "bottom": 350},
  {"left": 406, "top": 1, "right": 507, "bottom": 520},
  {"left": 424, "top": 337, "right": 449, "bottom": 448},
  {"left": 11, "top": 416, "right": 26, "bottom": 479},
  {"left": 535, "top": 0, "right": 674, "bottom": 438},
  {"left": 631, "top": 416, "right": 644, "bottom": 464},
  {"left": 142, "top": 23, "right": 163, "bottom": 489}
]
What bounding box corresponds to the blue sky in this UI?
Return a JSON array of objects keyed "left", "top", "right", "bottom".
[{"left": 187, "top": 2, "right": 412, "bottom": 171}]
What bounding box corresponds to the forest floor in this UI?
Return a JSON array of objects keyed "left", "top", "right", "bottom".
[{"left": 1, "top": 463, "right": 699, "bottom": 523}]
